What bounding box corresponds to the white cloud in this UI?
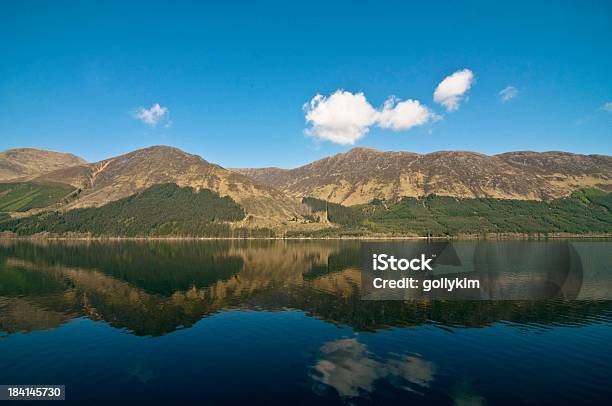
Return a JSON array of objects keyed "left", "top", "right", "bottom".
[
  {"left": 132, "top": 103, "right": 169, "bottom": 127},
  {"left": 602, "top": 102, "right": 612, "bottom": 112},
  {"left": 433, "top": 69, "right": 475, "bottom": 112},
  {"left": 304, "top": 91, "right": 378, "bottom": 145},
  {"left": 377, "top": 96, "right": 437, "bottom": 131},
  {"left": 498, "top": 86, "right": 518, "bottom": 103},
  {"left": 304, "top": 91, "right": 436, "bottom": 145}
]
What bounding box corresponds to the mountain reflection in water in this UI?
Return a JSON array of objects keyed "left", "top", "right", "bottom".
[
  {"left": 0, "top": 240, "right": 611, "bottom": 405},
  {"left": 1, "top": 240, "right": 610, "bottom": 336}
]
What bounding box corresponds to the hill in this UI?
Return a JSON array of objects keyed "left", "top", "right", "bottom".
[
  {"left": 0, "top": 148, "right": 86, "bottom": 181},
  {"left": 0, "top": 183, "right": 274, "bottom": 237},
  {"left": 30, "top": 146, "right": 304, "bottom": 225},
  {"left": 233, "top": 148, "right": 612, "bottom": 205},
  {"left": 0, "top": 145, "right": 610, "bottom": 237}
]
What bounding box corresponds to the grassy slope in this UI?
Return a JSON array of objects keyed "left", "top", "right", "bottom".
[{"left": 0, "top": 182, "right": 75, "bottom": 212}]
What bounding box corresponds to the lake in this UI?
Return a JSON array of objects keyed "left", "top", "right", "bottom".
[{"left": 1, "top": 239, "right": 611, "bottom": 404}]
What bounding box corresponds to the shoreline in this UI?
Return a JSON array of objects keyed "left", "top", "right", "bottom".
[{"left": 1, "top": 233, "right": 610, "bottom": 242}]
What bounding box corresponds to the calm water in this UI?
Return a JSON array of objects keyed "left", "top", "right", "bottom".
[{"left": 0, "top": 240, "right": 611, "bottom": 405}]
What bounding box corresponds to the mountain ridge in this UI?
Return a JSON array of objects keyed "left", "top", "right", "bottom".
[
  {"left": 232, "top": 147, "right": 612, "bottom": 204},
  {"left": 24, "top": 146, "right": 305, "bottom": 224},
  {"left": 1, "top": 145, "right": 611, "bottom": 232},
  {"left": 0, "top": 148, "right": 87, "bottom": 181},
  {"left": 0, "top": 145, "right": 610, "bottom": 237}
]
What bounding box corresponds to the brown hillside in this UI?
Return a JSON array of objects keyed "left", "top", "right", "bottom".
[
  {"left": 233, "top": 147, "right": 612, "bottom": 205},
  {"left": 33, "top": 146, "right": 304, "bottom": 222},
  {"left": 0, "top": 148, "right": 87, "bottom": 181}
]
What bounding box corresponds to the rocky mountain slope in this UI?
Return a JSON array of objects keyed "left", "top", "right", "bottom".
[
  {"left": 30, "top": 146, "right": 304, "bottom": 223},
  {"left": 0, "top": 148, "right": 86, "bottom": 181},
  {"left": 233, "top": 147, "right": 612, "bottom": 205}
]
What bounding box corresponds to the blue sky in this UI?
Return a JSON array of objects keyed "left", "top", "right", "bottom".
[{"left": 1, "top": 0, "right": 610, "bottom": 168}]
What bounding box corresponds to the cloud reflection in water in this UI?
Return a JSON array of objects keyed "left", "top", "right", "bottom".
[{"left": 311, "top": 338, "right": 435, "bottom": 398}]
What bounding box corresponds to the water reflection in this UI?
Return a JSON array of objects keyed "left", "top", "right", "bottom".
[
  {"left": 312, "top": 339, "right": 435, "bottom": 397},
  {"left": 0, "top": 240, "right": 611, "bottom": 337}
]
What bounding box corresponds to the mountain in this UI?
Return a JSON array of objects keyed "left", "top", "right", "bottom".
[
  {"left": 28, "top": 146, "right": 304, "bottom": 224},
  {"left": 0, "top": 184, "right": 277, "bottom": 237},
  {"left": 0, "top": 148, "right": 86, "bottom": 181},
  {"left": 1, "top": 145, "right": 610, "bottom": 237},
  {"left": 233, "top": 147, "right": 612, "bottom": 205}
]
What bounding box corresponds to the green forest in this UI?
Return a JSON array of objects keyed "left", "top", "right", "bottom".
[
  {"left": 298, "top": 188, "right": 612, "bottom": 237},
  {"left": 0, "top": 184, "right": 610, "bottom": 237},
  {"left": 0, "top": 183, "right": 272, "bottom": 237}
]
